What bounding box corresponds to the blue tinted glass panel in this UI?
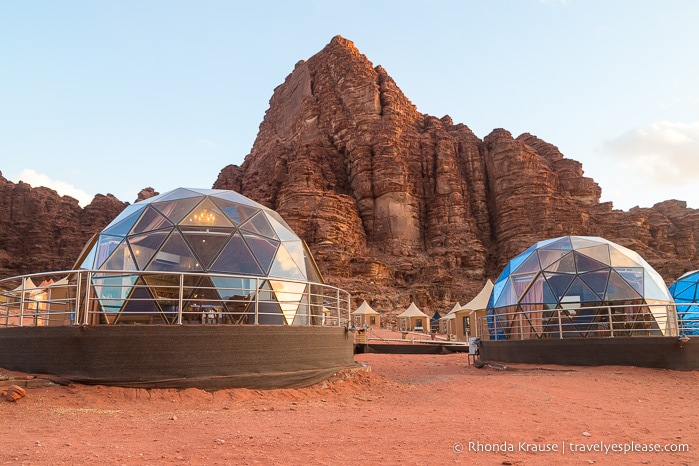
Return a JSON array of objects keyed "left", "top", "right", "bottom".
[
  {"left": 539, "top": 237, "right": 572, "bottom": 250},
  {"left": 95, "top": 235, "right": 123, "bottom": 269},
  {"left": 579, "top": 270, "right": 610, "bottom": 298},
  {"left": 102, "top": 210, "right": 142, "bottom": 237},
  {"left": 513, "top": 252, "right": 541, "bottom": 274},
  {"left": 565, "top": 276, "right": 600, "bottom": 302},
  {"left": 575, "top": 252, "right": 608, "bottom": 273},
  {"left": 520, "top": 275, "right": 555, "bottom": 304}
]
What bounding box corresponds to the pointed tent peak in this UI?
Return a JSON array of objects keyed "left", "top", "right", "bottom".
[
  {"left": 460, "top": 279, "right": 494, "bottom": 313},
  {"left": 398, "top": 302, "right": 428, "bottom": 318},
  {"left": 450, "top": 302, "right": 462, "bottom": 313},
  {"left": 352, "top": 300, "right": 379, "bottom": 315}
]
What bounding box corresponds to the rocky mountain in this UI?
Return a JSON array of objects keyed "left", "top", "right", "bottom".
[
  {"left": 2, "top": 36, "right": 698, "bottom": 319},
  {"left": 213, "top": 36, "right": 699, "bottom": 315}
]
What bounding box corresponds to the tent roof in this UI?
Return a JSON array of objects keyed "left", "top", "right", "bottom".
[
  {"left": 352, "top": 300, "right": 379, "bottom": 315},
  {"left": 397, "top": 302, "right": 428, "bottom": 318},
  {"left": 458, "top": 279, "right": 494, "bottom": 314},
  {"left": 440, "top": 302, "right": 462, "bottom": 320}
]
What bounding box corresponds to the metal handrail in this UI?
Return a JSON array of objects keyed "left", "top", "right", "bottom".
[
  {"left": 477, "top": 302, "right": 699, "bottom": 340},
  {"left": 0, "top": 270, "right": 351, "bottom": 328}
]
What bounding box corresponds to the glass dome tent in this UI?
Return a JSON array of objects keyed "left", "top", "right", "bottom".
[
  {"left": 486, "top": 236, "right": 676, "bottom": 340},
  {"left": 75, "top": 187, "right": 331, "bottom": 326},
  {"left": 669, "top": 270, "right": 699, "bottom": 336}
]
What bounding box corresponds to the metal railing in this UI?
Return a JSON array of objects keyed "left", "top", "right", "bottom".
[
  {"left": 477, "top": 302, "right": 699, "bottom": 340},
  {"left": 0, "top": 270, "right": 351, "bottom": 328}
]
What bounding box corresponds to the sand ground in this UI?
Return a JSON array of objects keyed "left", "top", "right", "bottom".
[{"left": 1, "top": 349, "right": 698, "bottom": 466}]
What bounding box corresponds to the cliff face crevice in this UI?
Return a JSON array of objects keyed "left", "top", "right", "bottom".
[{"left": 2, "top": 36, "right": 698, "bottom": 318}]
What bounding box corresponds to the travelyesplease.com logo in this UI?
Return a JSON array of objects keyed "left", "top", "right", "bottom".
[{"left": 452, "top": 440, "right": 690, "bottom": 455}]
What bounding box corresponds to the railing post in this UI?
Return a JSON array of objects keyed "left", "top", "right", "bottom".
[
  {"left": 254, "top": 277, "right": 259, "bottom": 325},
  {"left": 306, "top": 284, "right": 311, "bottom": 326},
  {"left": 83, "top": 271, "right": 92, "bottom": 325},
  {"left": 557, "top": 309, "right": 563, "bottom": 339},
  {"left": 177, "top": 273, "right": 184, "bottom": 325},
  {"left": 608, "top": 306, "right": 614, "bottom": 338},
  {"left": 18, "top": 278, "right": 26, "bottom": 327},
  {"left": 73, "top": 271, "right": 82, "bottom": 326}
]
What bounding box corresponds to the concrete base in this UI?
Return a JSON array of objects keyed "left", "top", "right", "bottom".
[
  {"left": 0, "top": 325, "right": 357, "bottom": 389},
  {"left": 480, "top": 336, "right": 699, "bottom": 370}
]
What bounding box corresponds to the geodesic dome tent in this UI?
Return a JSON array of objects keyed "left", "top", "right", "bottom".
[
  {"left": 77, "top": 187, "right": 327, "bottom": 326},
  {"left": 669, "top": 270, "right": 699, "bottom": 336},
  {"left": 486, "top": 236, "right": 676, "bottom": 339}
]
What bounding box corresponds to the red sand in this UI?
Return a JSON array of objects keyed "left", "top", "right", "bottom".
[{"left": 1, "top": 351, "right": 698, "bottom": 465}]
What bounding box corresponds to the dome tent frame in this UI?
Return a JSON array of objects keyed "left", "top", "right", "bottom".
[
  {"left": 485, "top": 236, "right": 678, "bottom": 340},
  {"left": 669, "top": 270, "right": 699, "bottom": 336}
]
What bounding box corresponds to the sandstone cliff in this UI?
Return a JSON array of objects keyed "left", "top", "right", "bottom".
[
  {"left": 2, "top": 36, "right": 698, "bottom": 321},
  {"left": 214, "top": 36, "right": 699, "bottom": 316}
]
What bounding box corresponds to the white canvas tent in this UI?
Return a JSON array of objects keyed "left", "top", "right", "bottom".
[
  {"left": 454, "top": 280, "right": 494, "bottom": 341},
  {"left": 439, "top": 302, "right": 461, "bottom": 335},
  {"left": 397, "top": 302, "right": 429, "bottom": 331},
  {"left": 351, "top": 300, "right": 381, "bottom": 327}
]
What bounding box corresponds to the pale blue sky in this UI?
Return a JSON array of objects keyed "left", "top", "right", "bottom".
[{"left": 1, "top": 1, "right": 698, "bottom": 210}]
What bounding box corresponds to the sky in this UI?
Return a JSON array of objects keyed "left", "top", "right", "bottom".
[{"left": 1, "top": 1, "right": 698, "bottom": 211}]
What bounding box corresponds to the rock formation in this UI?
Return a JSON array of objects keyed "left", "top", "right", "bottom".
[
  {"left": 214, "top": 36, "right": 699, "bottom": 317},
  {"left": 0, "top": 173, "right": 126, "bottom": 278},
  {"left": 2, "top": 36, "right": 698, "bottom": 321}
]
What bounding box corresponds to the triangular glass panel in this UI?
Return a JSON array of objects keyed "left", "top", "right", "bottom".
[
  {"left": 490, "top": 278, "right": 508, "bottom": 308},
  {"left": 512, "top": 272, "right": 537, "bottom": 299},
  {"left": 102, "top": 210, "right": 142, "bottom": 237},
  {"left": 179, "top": 198, "right": 234, "bottom": 228},
  {"left": 267, "top": 215, "right": 300, "bottom": 242},
  {"left": 131, "top": 206, "right": 174, "bottom": 234},
  {"left": 671, "top": 280, "right": 696, "bottom": 298},
  {"left": 605, "top": 270, "right": 643, "bottom": 300},
  {"left": 92, "top": 273, "right": 138, "bottom": 315},
  {"left": 494, "top": 279, "right": 517, "bottom": 308},
  {"left": 210, "top": 197, "right": 259, "bottom": 225},
  {"left": 267, "top": 210, "right": 295, "bottom": 232},
  {"left": 495, "top": 264, "right": 511, "bottom": 284},
  {"left": 543, "top": 272, "right": 576, "bottom": 301},
  {"left": 539, "top": 237, "right": 573, "bottom": 251},
  {"left": 564, "top": 276, "right": 600, "bottom": 302},
  {"left": 271, "top": 280, "right": 306, "bottom": 325},
  {"left": 146, "top": 230, "right": 202, "bottom": 272},
  {"left": 575, "top": 244, "right": 611, "bottom": 266},
  {"left": 182, "top": 228, "right": 234, "bottom": 269},
  {"left": 269, "top": 243, "right": 306, "bottom": 280},
  {"left": 579, "top": 270, "right": 610, "bottom": 298},
  {"left": 521, "top": 275, "right": 555, "bottom": 304},
  {"left": 508, "top": 252, "right": 530, "bottom": 276},
  {"left": 153, "top": 188, "right": 204, "bottom": 203},
  {"left": 574, "top": 252, "right": 609, "bottom": 273},
  {"left": 537, "top": 249, "right": 567, "bottom": 270},
  {"left": 209, "top": 232, "right": 264, "bottom": 275},
  {"left": 101, "top": 203, "right": 146, "bottom": 233},
  {"left": 240, "top": 212, "right": 278, "bottom": 239},
  {"left": 616, "top": 267, "right": 644, "bottom": 296},
  {"left": 79, "top": 247, "right": 97, "bottom": 270},
  {"left": 570, "top": 236, "right": 605, "bottom": 250},
  {"left": 292, "top": 295, "right": 309, "bottom": 325},
  {"left": 152, "top": 196, "right": 202, "bottom": 225},
  {"left": 127, "top": 230, "right": 171, "bottom": 270},
  {"left": 100, "top": 241, "right": 138, "bottom": 271},
  {"left": 117, "top": 284, "right": 163, "bottom": 323},
  {"left": 212, "top": 190, "right": 266, "bottom": 209},
  {"left": 94, "top": 235, "right": 124, "bottom": 269},
  {"left": 513, "top": 252, "right": 541, "bottom": 274},
  {"left": 544, "top": 252, "right": 576, "bottom": 273},
  {"left": 643, "top": 270, "right": 672, "bottom": 300},
  {"left": 608, "top": 245, "right": 644, "bottom": 267},
  {"left": 243, "top": 234, "right": 279, "bottom": 274},
  {"left": 255, "top": 301, "right": 286, "bottom": 325},
  {"left": 303, "top": 242, "right": 324, "bottom": 283},
  {"left": 283, "top": 240, "right": 308, "bottom": 279}
]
